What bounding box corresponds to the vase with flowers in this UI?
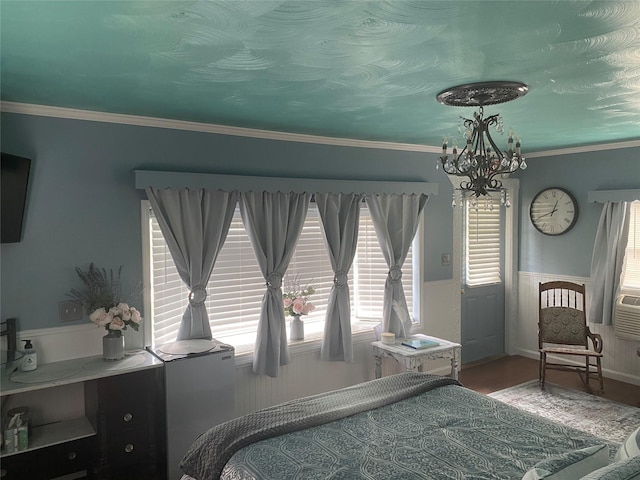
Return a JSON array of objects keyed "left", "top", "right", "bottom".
[
  {"left": 283, "top": 275, "right": 316, "bottom": 341},
  {"left": 67, "top": 263, "right": 142, "bottom": 361}
]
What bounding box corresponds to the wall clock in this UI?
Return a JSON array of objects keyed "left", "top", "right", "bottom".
[{"left": 530, "top": 187, "right": 578, "bottom": 235}]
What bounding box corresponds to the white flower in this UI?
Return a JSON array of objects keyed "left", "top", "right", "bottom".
[
  {"left": 109, "top": 316, "right": 125, "bottom": 331},
  {"left": 129, "top": 307, "right": 142, "bottom": 324},
  {"left": 117, "top": 303, "right": 132, "bottom": 321},
  {"left": 90, "top": 308, "right": 113, "bottom": 327},
  {"left": 68, "top": 263, "right": 143, "bottom": 334},
  {"left": 89, "top": 308, "right": 106, "bottom": 324}
]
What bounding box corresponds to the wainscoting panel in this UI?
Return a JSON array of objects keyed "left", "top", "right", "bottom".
[
  {"left": 233, "top": 335, "right": 452, "bottom": 416},
  {"left": 15, "top": 279, "right": 457, "bottom": 420},
  {"left": 516, "top": 272, "right": 640, "bottom": 386},
  {"left": 421, "top": 279, "right": 460, "bottom": 343},
  {"left": 234, "top": 337, "right": 376, "bottom": 416},
  {"left": 233, "top": 280, "right": 460, "bottom": 416},
  {"left": 15, "top": 323, "right": 106, "bottom": 364}
]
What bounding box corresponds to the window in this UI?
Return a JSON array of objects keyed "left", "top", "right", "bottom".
[
  {"left": 464, "top": 195, "right": 503, "bottom": 287},
  {"left": 621, "top": 201, "right": 640, "bottom": 292},
  {"left": 143, "top": 200, "right": 420, "bottom": 351}
]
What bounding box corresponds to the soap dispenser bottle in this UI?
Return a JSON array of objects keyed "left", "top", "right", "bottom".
[{"left": 21, "top": 340, "right": 37, "bottom": 372}]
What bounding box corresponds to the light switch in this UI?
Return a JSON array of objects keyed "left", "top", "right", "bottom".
[{"left": 441, "top": 253, "right": 451, "bottom": 266}]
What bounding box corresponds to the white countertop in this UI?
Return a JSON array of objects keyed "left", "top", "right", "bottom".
[{"left": 0, "top": 350, "right": 162, "bottom": 397}]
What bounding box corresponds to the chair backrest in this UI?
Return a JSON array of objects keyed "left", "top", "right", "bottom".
[{"left": 538, "top": 281, "right": 588, "bottom": 348}]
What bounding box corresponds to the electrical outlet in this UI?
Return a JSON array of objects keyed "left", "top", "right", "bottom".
[
  {"left": 441, "top": 253, "right": 451, "bottom": 266},
  {"left": 58, "top": 301, "right": 83, "bottom": 322}
]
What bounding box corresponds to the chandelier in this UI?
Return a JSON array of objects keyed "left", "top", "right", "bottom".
[{"left": 436, "top": 81, "right": 529, "bottom": 205}]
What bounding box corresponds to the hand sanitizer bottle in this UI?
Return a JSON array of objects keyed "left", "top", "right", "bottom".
[{"left": 20, "top": 340, "right": 37, "bottom": 372}]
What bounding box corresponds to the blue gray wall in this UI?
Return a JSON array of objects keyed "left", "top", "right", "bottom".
[
  {"left": 0, "top": 112, "right": 453, "bottom": 330},
  {"left": 1, "top": 112, "right": 637, "bottom": 332},
  {"left": 519, "top": 147, "right": 640, "bottom": 276}
]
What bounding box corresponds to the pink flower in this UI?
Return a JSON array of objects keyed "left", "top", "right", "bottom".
[
  {"left": 109, "top": 317, "right": 125, "bottom": 331},
  {"left": 292, "top": 298, "right": 305, "bottom": 314},
  {"left": 283, "top": 298, "right": 293, "bottom": 308},
  {"left": 302, "top": 302, "right": 315, "bottom": 314}
]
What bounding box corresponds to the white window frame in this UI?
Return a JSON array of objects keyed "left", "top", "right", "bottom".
[{"left": 140, "top": 200, "right": 424, "bottom": 356}]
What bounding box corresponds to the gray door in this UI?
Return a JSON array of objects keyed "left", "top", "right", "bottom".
[
  {"left": 461, "top": 196, "right": 505, "bottom": 364},
  {"left": 461, "top": 283, "right": 505, "bottom": 363}
]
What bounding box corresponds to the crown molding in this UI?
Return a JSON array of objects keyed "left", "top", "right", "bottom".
[
  {"left": 2, "top": 101, "right": 638, "bottom": 156},
  {"left": 525, "top": 139, "right": 640, "bottom": 158},
  {"left": 0, "top": 101, "right": 440, "bottom": 153}
]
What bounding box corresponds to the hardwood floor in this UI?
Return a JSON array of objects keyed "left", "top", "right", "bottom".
[{"left": 458, "top": 355, "right": 640, "bottom": 408}]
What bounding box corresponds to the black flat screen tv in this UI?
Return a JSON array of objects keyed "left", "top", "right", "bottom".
[{"left": 1, "top": 153, "right": 31, "bottom": 243}]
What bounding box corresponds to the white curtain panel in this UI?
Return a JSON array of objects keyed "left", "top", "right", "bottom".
[
  {"left": 240, "top": 191, "right": 311, "bottom": 377},
  {"left": 589, "top": 201, "right": 630, "bottom": 325},
  {"left": 146, "top": 188, "right": 238, "bottom": 340},
  {"left": 316, "top": 193, "right": 363, "bottom": 363},
  {"left": 365, "top": 193, "right": 429, "bottom": 337}
]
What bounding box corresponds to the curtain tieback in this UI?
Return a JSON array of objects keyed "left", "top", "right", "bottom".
[
  {"left": 266, "top": 272, "right": 283, "bottom": 290},
  {"left": 188, "top": 285, "right": 208, "bottom": 306},
  {"left": 388, "top": 266, "right": 403, "bottom": 283},
  {"left": 333, "top": 271, "right": 348, "bottom": 288}
]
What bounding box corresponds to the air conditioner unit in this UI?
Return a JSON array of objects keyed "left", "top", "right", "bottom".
[{"left": 614, "top": 294, "right": 640, "bottom": 341}]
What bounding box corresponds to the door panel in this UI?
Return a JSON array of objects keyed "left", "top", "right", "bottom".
[{"left": 461, "top": 284, "right": 504, "bottom": 363}]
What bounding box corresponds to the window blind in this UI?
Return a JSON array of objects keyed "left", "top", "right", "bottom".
[
  {"left": 465, "top": 196, "right": 502, "bottom": 286},
  {"left": 353, "top": 211, "right": 414, "bottom": 319},
  {"left": 148, "top": 202, "right": 415, "bottom": 346},
  {"left": 622, "top": 201, "right": 640, "bottom": 290}
]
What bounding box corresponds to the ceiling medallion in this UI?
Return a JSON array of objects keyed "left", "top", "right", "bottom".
[{"left": 436, "top": 81, "right": 529, "bottom": 206}]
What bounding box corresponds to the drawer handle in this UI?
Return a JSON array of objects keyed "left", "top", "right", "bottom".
[
  {"left": 124, "top": 443, "right": 134, "bottom": 453},
  {"left": 123, "top": 413, "right": 133, "bottom": 422},
  {"left": 68, "top": 451, "right": 77, "bottom": 460}
]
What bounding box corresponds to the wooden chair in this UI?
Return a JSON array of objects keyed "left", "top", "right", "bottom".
[{"left": 538, "top": 281, "right": 604, "bottom": 394}]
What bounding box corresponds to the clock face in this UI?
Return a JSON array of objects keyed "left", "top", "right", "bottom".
[{"left": 530, "top": 187, "right": 578, "bottom": 235}]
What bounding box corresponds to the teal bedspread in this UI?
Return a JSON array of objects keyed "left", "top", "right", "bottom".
[{"left": 181, "top": 373, "right": 607, "bottom": 480}]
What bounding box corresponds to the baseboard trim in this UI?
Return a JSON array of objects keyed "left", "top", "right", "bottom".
[{"left": 461, "top": 354, "right": 510, "bottom": 370}]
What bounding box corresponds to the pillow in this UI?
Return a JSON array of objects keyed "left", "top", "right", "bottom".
[
  {"left": 616, "top": 427, "right": 640, "bottom": 461},
  {"left": 522, "top": 445, "right": 610, "bottom": 480},
  {"left": 580, "top": 455, "right": 640, "bottom": 479}
]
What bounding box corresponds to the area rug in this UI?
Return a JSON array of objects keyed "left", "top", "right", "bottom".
[{"left": 489, "top": 380, "right": 640, "bottom": 445}]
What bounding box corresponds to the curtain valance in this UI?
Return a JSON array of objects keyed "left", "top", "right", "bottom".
[
  {"left": 588, "top": 189, "right": 640, "bottom": 203},
  {"left": 134, "top": 170, "right": 438, "bottom": 196}
]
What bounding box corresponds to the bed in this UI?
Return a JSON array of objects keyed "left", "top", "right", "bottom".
[{"left": 180, "top": 373, "right": 617, "bottom": 480}]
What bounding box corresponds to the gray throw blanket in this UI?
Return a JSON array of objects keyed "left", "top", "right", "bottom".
[{"left": 180, "top": 372, "right": 461, "bottom": 480}]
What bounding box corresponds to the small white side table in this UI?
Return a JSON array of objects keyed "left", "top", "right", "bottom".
[{"left": 372, "top": 334, "right": 461, "bottom": 380}]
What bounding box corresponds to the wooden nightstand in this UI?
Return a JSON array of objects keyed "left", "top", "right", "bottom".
[{"left": 372, "top": 334, "right": 461, "bottom": 380}]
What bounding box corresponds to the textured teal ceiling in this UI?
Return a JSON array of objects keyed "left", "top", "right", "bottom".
[{"left": 2, "top": 1, "right": 639, "bottom": 152}]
